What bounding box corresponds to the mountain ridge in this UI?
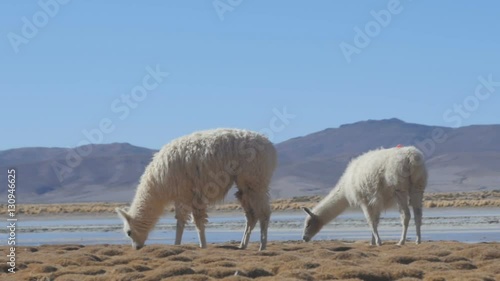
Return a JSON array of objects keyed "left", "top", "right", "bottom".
[{"left": 1, "top": 119, "right": 499, "bottom": 203}]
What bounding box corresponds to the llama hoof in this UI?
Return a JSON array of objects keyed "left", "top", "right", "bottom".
[{"left": 397, "top": 241, "right": 405, "bottom": 246}]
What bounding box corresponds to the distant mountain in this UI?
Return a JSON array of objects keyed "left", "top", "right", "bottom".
[
  {"left": 0, "top": 143, "right": 156, "bottom": 203},
  {"left": 1, "top": 119, "right": 499, "bottom": 203},
  {"left": 273, "top": 118, "right": 500, "bottom": 197}
]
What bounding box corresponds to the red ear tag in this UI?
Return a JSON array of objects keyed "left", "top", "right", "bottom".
[{"left": 396, "top": 144, "right": 403, "bottom": 148}]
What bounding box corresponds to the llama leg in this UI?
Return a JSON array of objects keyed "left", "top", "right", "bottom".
[
  {"left": 174, "top": 203, "right": 191, "bottom": 246},
  {"left": 410, "top": 191, "right": 424, "bottom": 244},
  {"left": 175, "top": 220, "right": 184, "bottom": 245},
  {"left": 236, "top": 190, "right": 258, "bottom": 249},
  {"left": 241, "top": 213, "right": 257, "bottom": 250},
  {"left": 413, "top": 206, "right": 422, "bottom": 245},
  {"left": 192, "top": 207, "right": 208, "bottom": 248},
  {"left": 370, "top": 213, "right": 380, "bottom": 245},
  {"left": 256, "top": 194, "right": 271, "bottom": 251},
  {"left": 361, "top": 205, "right": 382, "bottom": 246},
  {"left": 251, "top": 191, "right": 271, "bottom": 251},
  {"left": 258, "top": 211, "right": 270, "bottom": 251},
  {"left": 396, "top": 191, "right": 411, "bottom": 246}
]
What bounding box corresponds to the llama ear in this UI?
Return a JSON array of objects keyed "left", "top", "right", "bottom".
[
  {"left": 116, "top": 208, "right": 132, "bottom": 223},
  {"left": 302, "top": 207, "right": 315, "bottom": 217}
]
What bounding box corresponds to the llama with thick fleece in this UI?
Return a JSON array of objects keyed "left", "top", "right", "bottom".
[
  {"left": 117, "top": 128, "right": 277, "bottom": 251},
  {"left": 302, "top": 146, "right": 427, "bottom": 246}
]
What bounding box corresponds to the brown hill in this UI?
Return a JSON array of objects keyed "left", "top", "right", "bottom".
[{"left": 273, "top": 118, "right": 500, "bottom": 197}]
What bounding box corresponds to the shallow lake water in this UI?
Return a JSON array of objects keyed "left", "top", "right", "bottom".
[{"left": 2, "top": 208, "right": 499, "bottom": 246}]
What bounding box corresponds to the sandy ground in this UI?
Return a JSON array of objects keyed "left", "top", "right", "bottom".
[
  {"left": 3, "top": 241, "right": 499, "bottom": 281},
  {"left": 3, "top": 190, "right": 500, "bottom": 216}
]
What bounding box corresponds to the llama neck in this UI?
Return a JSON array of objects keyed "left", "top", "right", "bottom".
[
  {"left": 129, "top": 182, "right": 167, "bottom": 233},
  {"left": 312, "top": 184, "right": 349, "bottom": 224}
]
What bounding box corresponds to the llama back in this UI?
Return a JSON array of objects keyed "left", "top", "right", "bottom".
[
  {"left": 191, "top": 129, "right": 277, "bottom": 189},
  {"left": 405, "top": 146, "right": 428, "bottom": 193},
  {"left": 338, "top": 147, "right": 426, "bottom": 208},
  {"left": 383, "top": 146, "right": 427, "bottom": 192},
  {"left": 380, "top": 146, "right": 427, "bottom": 210},
  {"left": 139, "top": 128, "right": 276, "bottom": 203},
  {"left": 333, "top": 148, "right": 388, "bottom": 207}
]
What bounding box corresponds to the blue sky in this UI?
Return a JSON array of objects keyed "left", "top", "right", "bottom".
[{"left": 1, "top": 0, "right": 499, "bottom": 150}]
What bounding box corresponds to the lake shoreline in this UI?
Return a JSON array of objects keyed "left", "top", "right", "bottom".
[
  {"left": 3, "top": 190, "right": 500, "bottom": 216},
  {"left": 11, "top": 208, "right": 500, "bottom": 247},
  {"left": 13, "top": 205, "right": 500, "bottom": 220}
]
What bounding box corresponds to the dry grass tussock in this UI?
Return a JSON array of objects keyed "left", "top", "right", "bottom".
[
  {"left": 3, "top": 241, "right": 499, "bottom": 280},
  {"left": 2, "top": 190, "right": 499, "bottom": 215}
]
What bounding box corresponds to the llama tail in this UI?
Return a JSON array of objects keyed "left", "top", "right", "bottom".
[{"left": 408, "top": 147, "right": 428, "bottom": 192}]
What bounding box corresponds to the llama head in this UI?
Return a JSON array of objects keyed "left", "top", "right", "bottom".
[
  {"left": 302, "top": 207, "right": 323, "bottom": 242},
  {"left": 116, "top": 208, "right": 148, "bottom": 250}
]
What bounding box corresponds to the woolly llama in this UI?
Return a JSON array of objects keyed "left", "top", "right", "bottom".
[
  {"left": 117, "top": 129, "right": 277, "bottom": 251},
  {"left": 302, "top": 146, "right": 427, "bottom": 246}
]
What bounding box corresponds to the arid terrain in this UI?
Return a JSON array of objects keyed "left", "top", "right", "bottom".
[
  {"left": 3, "top": 241, "right": 499, "bottom": 281},
  {"left": 3, "top": 191, "right": 500, "bottom": 216},
  {"left": 3, "top": 192, "right": 499, "bottom": 280}
]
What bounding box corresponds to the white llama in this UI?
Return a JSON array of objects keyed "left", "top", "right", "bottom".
[
  {"left": 116, "top": 128, "right": 277, "bottom": 251},
  {"left": 302, "top": 146, "right": 427, "bottom": 246}
]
